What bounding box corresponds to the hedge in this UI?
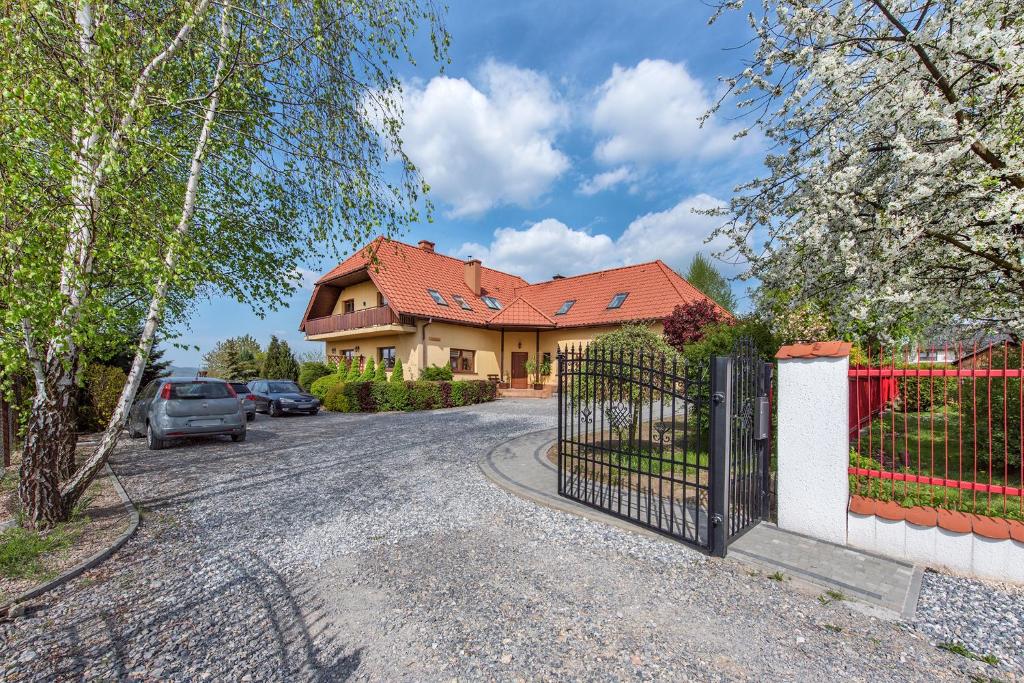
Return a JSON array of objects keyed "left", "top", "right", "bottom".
[{"left": 320, "top": 379, "right": 497, "bottom": 413}]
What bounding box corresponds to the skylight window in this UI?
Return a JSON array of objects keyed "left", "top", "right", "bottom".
[
  {"left": 607, "top": 292, "right": 629, "bottom": 309},
  {"left": 452, "top": 294, "right": 472, "bottom": 310},
  {"left": 427, "top": 289, "right": 448, "bottom": 306},
  {"left": 555, "top": 300, "right": 575, "bottom": 315},
  {"left": 482, "top": 296, "right": 502, "bottom": 310}
]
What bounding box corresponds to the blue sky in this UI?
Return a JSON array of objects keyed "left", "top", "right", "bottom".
[{"left": 169, "top": 1, "right": 762, "bottom": 367}]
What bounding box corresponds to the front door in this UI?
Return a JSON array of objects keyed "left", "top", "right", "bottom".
[{"left": 511, "top": 352, "right": 529, "bottom": 389}]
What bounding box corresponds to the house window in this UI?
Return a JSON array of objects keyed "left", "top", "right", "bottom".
[
  {"left": 450, "top": 348, "right": 475, "bottom": 373},
  {"left": 379, "top": 346, "right": 396, "bottom": 369},
  {"left": 555, "top": 300, "right": 575, "bottom": 315},
  {"left": 341, "top": 348, "right": 356, "bottom": 361},
  {"left": 482, "top": 296, "right": 501, "bottom": 310},
  {"left": 378, "top": 292, "right": 388, "bottom": 307},
  {"left": 452, "top": 294, "right": 472, "bottom": 310},
  {"left": 342, "top": 298, "right": 355, "bottom": 314},
  {"left": 607, "top": 292, "right": 629, "bottom": 309},
  {"left": 427, "top": 289, "right": 448, "bottom": 306}
]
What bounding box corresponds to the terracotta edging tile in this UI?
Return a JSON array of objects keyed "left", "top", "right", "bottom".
[
  {"left": 904, "top": 506, "right": 938, "bottom": 528},
  {"left": 937, "top": 509, "right": 972, "bottom": 534},
  {"left": 848, "top": 496, "right": 875, "bottom": 516},
  {"left": 874, "top": 500, "right": 907, "bottom": 521},
  {"left": 971, "top": 515, "right": 1011, "bottom": 540},
  {"left": 1009, "top": 520, "right": 1024, "bottom": 543}
]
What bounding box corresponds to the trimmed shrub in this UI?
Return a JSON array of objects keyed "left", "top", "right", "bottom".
[
  {"left": 345, "top": 358, "right": 362, "bottom": 381},
  {"left": 374, "top": 362, "right": 388, "bottom": 382},
  {"left": 420, "top": 364, "right": 453, "bottom": 381},
  {"left": 323, "top": 382, "right": 350, "bottom": 412},
  {"left": 310, "top": 374, "right": 340, "bottom": 400},
  {"left": 359, "top": 358, "right": 376, "bottom": 382},
  {"left": 298, "top": 361, "right": 332, "bottom": 391},
  {"left": 390, "top": 358, "right": 404, "bottom": 383},
  {"left": 406, "top": 380, "right": 442, "bottom": 410}
]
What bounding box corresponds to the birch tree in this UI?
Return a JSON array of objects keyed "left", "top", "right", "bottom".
[
  {"left": 708, "top": 1, "right": 1023, "bottom": 338},
  {"left": 0, "top": 1, "right": 447, "bottom": 528}
]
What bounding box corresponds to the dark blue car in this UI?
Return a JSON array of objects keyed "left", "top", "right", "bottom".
[{"left": 247, "top": 379, "right": 320, "bottom": 417}]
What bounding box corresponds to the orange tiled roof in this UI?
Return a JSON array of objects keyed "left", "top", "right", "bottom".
[
  {"left": 775, "top": 341, "right": 852, "bottom": 359},
  {"left": 304, "top": 238, "right": 729, "bottom": 330}
]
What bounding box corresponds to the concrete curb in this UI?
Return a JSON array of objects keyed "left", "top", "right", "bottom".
[{"left": 1, "top": 462, "right": 139, "bottom": 618}]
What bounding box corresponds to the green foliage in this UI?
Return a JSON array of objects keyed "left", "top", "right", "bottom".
[
  {"left": 957, "top": 346, "right": 1021, "bottom": 470},
  {"left": 359, "top": 358, "right": 376, "bottom": 381},
  {"left": 685, "top": 253, "right": 736, "bottom": 312},
  {"left": 346, "top": 358, "right": 363, "bottom": 381},
  {"left": 407, "top": 380, "right": 443, "bottom": 410},
  {"left": 81, "top": 365, "right": 128, "bottom": 432},
  {"left": 323, "top": 383, "right": 351, "bottom": 413},
  {"left": 310, "top": 374, "right": 341, "bottom": 400},
  {"left": 679, "top": 317, "right": 776, "bottom": 371},
  {"left": 374, "top": 362, "right": 388, "bottom": 382},
  {"left": 0, "top": 522, "right": 79, "bottom": 579},
  {"left": 373, "top": 380, "right": 408, "bottom": 412},
  {"left": 390, "top": 358, "right": 405, "bottom": 383},
  {"left": 261, "top": 336, "right": 299, "bottom": 380},
  {"left": 298, "top": 361, "right": 332, "bottom": 391},
  {"left": 203, "top": 335, "right": 263, "bottom": 381},
  {"left": 420, "top": 364, "right": 453, "bottom": 381}
]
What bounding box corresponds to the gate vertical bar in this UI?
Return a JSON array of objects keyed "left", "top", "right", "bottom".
[
  {"left": 760, "top": 362, "right": 773, "bottom": 518},
  {"left": 709, "top": 355, "right": 733, "bottom": 557},
  {"left": 557, "top": 347, "right": 564, "bottom": 496}
]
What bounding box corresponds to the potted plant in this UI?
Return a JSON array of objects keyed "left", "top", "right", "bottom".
[
  {"left": 539, "top": 357, "right": 552, "bottom": 389},
  {"left": 525, "top": 357, "right": 545, "bottom": 390}
]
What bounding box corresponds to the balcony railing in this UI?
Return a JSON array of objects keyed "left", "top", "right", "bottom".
[{"left": 304, "top": 305, "right": 403, "bottom": 336}]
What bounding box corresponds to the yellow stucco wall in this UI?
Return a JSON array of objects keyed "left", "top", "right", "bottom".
[
  {"left": 320, "top": 320, "right": 664, "bottom": 385},
  {"left": 330, "top": 279, "right": 383, "bottom": 315}
]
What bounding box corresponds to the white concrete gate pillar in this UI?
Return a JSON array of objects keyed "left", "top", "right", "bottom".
[{"left": 775, "top": 342, "right": 851, "bottom": 545}]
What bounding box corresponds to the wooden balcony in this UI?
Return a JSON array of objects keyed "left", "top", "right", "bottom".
[{"left": 304, "top": 305, "right": 407, "bottom": 336}]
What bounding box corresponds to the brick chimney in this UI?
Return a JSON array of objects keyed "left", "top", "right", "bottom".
[
  {"left": 552, "top": 274, "right": 565, "bottom": 280},
  {"left": 464, "top": 258, "right": 482, "bottom": 296},
  {"left": 417, "top": 240, "right": 435, "bottom": 253}
]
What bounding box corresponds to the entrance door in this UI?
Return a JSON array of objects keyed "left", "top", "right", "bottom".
[{"left": 511, "top": 352, "right": 529, "bottom": 388}]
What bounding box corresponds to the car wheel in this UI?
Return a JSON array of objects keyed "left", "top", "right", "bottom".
[
  {"left": 146, "top": 423, "right": 164, "bottom": 451},
  {"left": 231, "top": 431, "right": 246, "bottom": 443},
  {"left": 269, "top": 402, "right": 281, "bottom": 417},
  {"left": 309, "top": 408, "right": 319, "bottom": 416},
  {"left": 128, "top": 421, "right": 142, "bottom": 438},
  {"left": 246, "top": 412, "right": 255, "bottom": 422}
]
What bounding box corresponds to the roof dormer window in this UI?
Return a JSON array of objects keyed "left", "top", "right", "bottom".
[
  {"left": 607, "top": 292, "right": 628, "bottom": 309},
  {"left": 427, "top": 289, "right": 448, "bottom": 306},
  {"left": 482, "top": 296, "right": 502, "bottom": 310},
  {"left": 555, "top": 300, "right": 575, "bottom": 315},
  {"left": 452, "top": 294, "right": 472, "bottom": 310}
]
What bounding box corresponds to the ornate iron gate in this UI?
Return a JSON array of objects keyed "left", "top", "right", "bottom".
[{"left": 557, "top": 340, "right": 772, "bottom": 556}]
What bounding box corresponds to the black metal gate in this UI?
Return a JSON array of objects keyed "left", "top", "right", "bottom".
[{"left": 557, "top": 339, "right": 772, "bottom": 556}]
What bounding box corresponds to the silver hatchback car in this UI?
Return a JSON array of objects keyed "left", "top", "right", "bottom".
[{"left": 128, "top": 378, "right": 246, "bottom": 450}]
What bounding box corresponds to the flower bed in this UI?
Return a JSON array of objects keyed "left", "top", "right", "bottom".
[{"left": 319, "top": 379, "right": 497, "bottom": 413}]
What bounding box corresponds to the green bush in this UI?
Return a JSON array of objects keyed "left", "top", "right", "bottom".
[
  {"left": 406, "top": 380, "right": 443, "bottom": 410},
  {"left": 359, "top": 358, "right": 376, "bottom": 382},
  {"left": 374, "top": 362, "right": 388, "bottom": 382},
  {"left": 298, "top": 361, "right": 332, "bottom": 391},
  {"left": 310, "top": 374, "right": 341, "bottom": 400},
  {"left": 323, "top": 383, "right": 351, "bottom": 412},
  {"left": 958, "top": 347, "right": 1021, "bottom": 469},
  {"left": 390, "top": 358, "right": 404, "bottom": 382},
  {"left": 679, "top": 317, "right": 776, "bottom": 371},
  {"left": 346, "top": 358, "right": 362, "bottom": 381},
  {"left": 420, "top": 364, "right": 453, "bottom": 381},
  {"left": 81, "top": 364, "right": 127, "bottom": 431},
  {"left": 895, "top": 362, "right": 958, "bottom": 412}
]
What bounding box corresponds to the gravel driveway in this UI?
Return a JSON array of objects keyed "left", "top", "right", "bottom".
[{"left": 1, "top": 399, "right": 1018, "bottom": 680}]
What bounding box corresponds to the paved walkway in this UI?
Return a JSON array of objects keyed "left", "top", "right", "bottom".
[{"left": 481, "top": 428, "right": 923, "bottom": 619}]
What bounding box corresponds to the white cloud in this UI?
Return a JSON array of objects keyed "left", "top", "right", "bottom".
[
  {"left": 591, "top": 59, "right": 743, "bottom": 166},
  {"left": 459, "top": 194, "right": 732, "bottom": 282},
  {"left": 577, "top": 166, "right": 637, "bottom": 196},
  {"left": 401, "top": 61, "right": 570, "bottom": 217}
]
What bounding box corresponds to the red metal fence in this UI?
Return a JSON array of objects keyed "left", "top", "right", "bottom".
[{"left": 848, "top": 342, "right": 1023, "bottom": 520}]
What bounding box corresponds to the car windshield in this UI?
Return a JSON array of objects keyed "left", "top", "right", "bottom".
[
  {"left": 268, "top": 381, "right": 302, "bottom": 393},
  {"left": 230, "top": 383, "right": 250, "bottom": 394},
  {"left": 168, "top": 382, "right": 232, "bottom": 399}
]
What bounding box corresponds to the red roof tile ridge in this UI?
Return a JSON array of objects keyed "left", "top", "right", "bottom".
[
  {"left": 487, "top": 296, "right": 557, "bottom": 326},
  {"left": 519, "top": 259, "right": 664, "bottom": 291}
]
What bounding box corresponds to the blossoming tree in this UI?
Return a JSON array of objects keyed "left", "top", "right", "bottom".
[{"left": 709, "top": 0, "right": 1023, "bottom": 337}]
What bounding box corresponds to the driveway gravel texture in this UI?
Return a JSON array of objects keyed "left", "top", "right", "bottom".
[{"left": 1, "top": 398, "right": 1018, "bottom": 681}]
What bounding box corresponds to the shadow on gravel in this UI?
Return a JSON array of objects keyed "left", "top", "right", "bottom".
[{"left": 13, "top": 549, "right": 362, "bottom": 680}]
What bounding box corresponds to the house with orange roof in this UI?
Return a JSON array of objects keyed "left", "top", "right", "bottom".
[{"left": 299, "top": 238, "right": 728, "bottom": 393}]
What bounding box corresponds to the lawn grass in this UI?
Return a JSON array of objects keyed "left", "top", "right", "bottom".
[
  {"left": 0, "top": 524, "right": 79, "bottom": 580},
  {"left": 851, "top": 408, "right": 1023, "bottom": 520}
]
